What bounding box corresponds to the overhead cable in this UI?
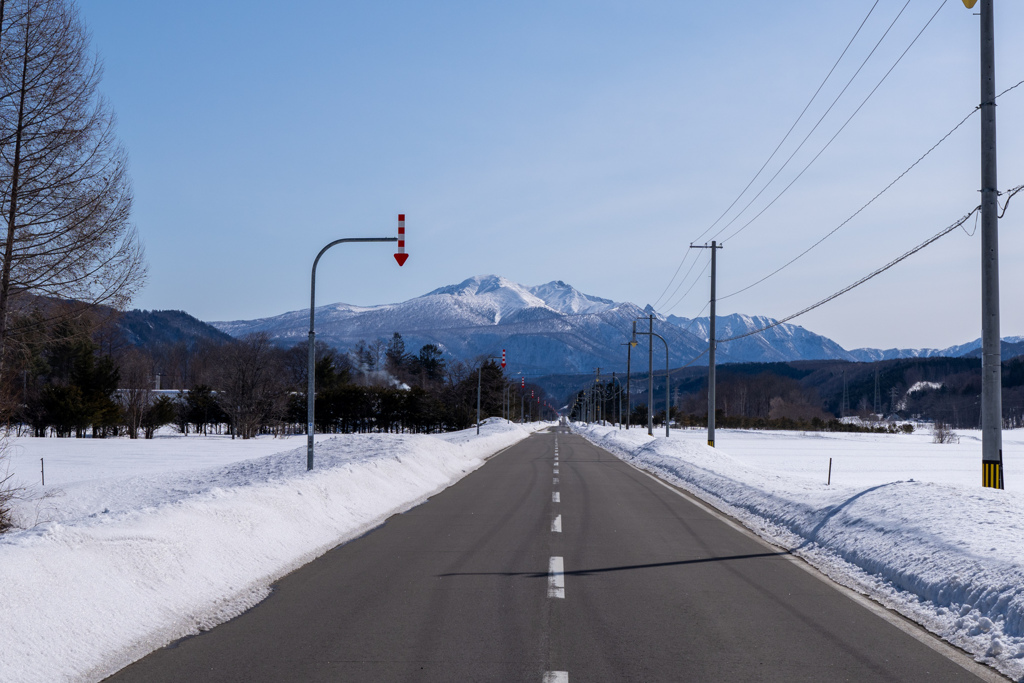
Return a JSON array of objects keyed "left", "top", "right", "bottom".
[
  {"left": 719, "top": 105, "right": 977, "bottom": 301},
  {"left": 717, "top": 0, "right": 949, "bottom": 244},
  {"left": 658, "top": 250, "right": 707, "bottom": 313},
  {"left": 663, "top": 256, "right": 711, "bottom": 314},
  {"left": 710, "top": 0, "right": 917, "bottom": 243},
  {"left": 649, "top": 1, "right": 881, "bottom": 310},
  {"left": 716, "top": 203, "right": 981, "bottom": 344},
  {"left": 719, "top": 75, "right": 1024, "bottom": 302}
]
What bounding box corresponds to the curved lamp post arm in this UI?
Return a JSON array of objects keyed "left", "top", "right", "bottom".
[
  {"left": 307, "top": 236, "right": 397, "bottom": 471},
  {"left": 650, "top": 331, "right": 670, "bottom": 438},
  {"left": 635, "top": 329, "right": 671, "bottom": 438}
]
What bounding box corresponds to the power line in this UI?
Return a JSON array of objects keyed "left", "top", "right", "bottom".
[
  {"left": 719, "top": 106, "right": 978, "bottom": 302},
  {"left": 717, "top": 0, "right": 949, "bottom": 245},
  {"left": 662, "top": 253, "right": 710, "bottom": 314},
  {"left": 658, "top": 250, "right": 707, "bottom": 313},
  {"left": 716, "top": 203, "right": 982, "bottom": 344},
  {"left": 718, "top": 75, "right": 1024, "bottom": 303},
  {"left": 710, "top": 0, "right": 918, "bottom": 243},
  {"left": 650, "top": 1, "right": 882, "bottom": 310}
]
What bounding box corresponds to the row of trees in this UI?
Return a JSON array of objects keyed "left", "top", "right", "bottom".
[
  {"left": 4, "top": 323, "right": 557, "bottom": 438},
  {"left": 571, "top": 355, "right": 1024, "bottom": 431}
]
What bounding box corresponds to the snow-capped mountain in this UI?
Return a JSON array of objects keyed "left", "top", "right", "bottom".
[
  {"left": 213, "top": 276, "right": 708, "bottom": 375},
  {"left": 849, "top": 336, "right": 1024, "bottom": 362},
  {"left": 211, "top": 275, "right": 1023, "bottom": 375},
  {"left": 666, "top": 313, "right": 856, "bottom": 363}
]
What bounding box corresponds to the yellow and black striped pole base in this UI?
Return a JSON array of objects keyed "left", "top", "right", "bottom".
[
  {"left": 982, "top": 460, "right": 1004, "bottom": 489},
  {"left": 708, "top": 440, "right": 714, "bottom": 448}
]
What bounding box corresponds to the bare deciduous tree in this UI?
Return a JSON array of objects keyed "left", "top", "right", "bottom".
[
  {"left": 0, "top": 0, "right": 146, "bottom": 383},
  {"left": 216, "top": 333, "right": 286, "bottom": 439},
  {"left": 932, "top": 420, "right": 959, "bottom": 444},
  {"left": 117, "top": 348, "right": 151, "bottom": 439}
]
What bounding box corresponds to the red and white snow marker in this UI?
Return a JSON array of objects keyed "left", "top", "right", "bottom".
[
  {"left": 501, "top": 349, "right": 506, "bottom": 369},
  {"left": 394, "top": 214, "right": 408, "bottom": 266}
]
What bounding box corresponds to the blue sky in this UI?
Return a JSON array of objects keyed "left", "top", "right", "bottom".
[{"left": 80, "top": 1, "right": 1024, "bottom": 350}]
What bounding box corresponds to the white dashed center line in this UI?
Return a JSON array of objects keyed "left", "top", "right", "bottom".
[
  {"left": 543, "top": 672, "right": 568, "bottom": 683},
  {"left": 548, "top": 556, "right": 565, "bottom": 598},
  {"left": 552, "top": 515, "right": 562, "bottom": 532},
  {"left": 552, "top": 492, "right": 560, "bottom": 503},
  {"left": 553, "top": 477, "right": 559, "bottom": 484}
]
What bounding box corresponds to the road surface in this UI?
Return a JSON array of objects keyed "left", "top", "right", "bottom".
[{"left": 107, "top": 427, "right": 999, "bottom": 682}]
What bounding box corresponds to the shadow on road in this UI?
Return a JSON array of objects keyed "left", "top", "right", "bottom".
[{"left": 437, "top": 551, "right": 790, "bottom": 579}]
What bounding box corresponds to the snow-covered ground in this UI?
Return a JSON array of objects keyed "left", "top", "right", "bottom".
[
  {"left": 0, "top": 420, "right": 547, "bottom": 683},
  {"left": 573, "top": 423, "right": 1024, "bottom": 680}
]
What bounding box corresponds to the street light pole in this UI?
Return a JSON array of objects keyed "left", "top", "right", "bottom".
[
  {"left": 307, "top": 234, "right": 399, "bottom": 471},
  {"left": 634, "top": 325, "right": 671, "bottom": 438},
  {"left": 622, "top": 325, "right": 630, "bottom": 430}
]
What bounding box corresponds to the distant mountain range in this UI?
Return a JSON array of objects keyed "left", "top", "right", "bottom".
[
  {"left": 207, "top": 275, "right": 1024, "bottom": 376},
  {"left": 117, "top": 309, "right": 234, "bottom": 348}
]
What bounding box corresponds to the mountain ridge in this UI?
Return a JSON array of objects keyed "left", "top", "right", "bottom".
[{"left": 209, "top": 275, "right": 1022, "bottom": 375}]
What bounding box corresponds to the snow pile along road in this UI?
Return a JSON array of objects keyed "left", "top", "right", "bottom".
[
  {"left": 574, "top": 424, "right": 1024, "bottom": 680},
  {"left": 0, "top": 420, "right": 546, "bottom": 683}
]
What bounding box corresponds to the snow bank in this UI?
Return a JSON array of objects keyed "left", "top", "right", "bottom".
[
  {"left": 573, "top": 424, "right": 1024, "bottom": 679},
  {"left": 0, "top": 420, "right": 547, "bottom": 683}
]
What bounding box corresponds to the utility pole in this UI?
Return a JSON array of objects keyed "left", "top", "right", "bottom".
[
  {"left": 874, "top": 369, "right": 881, "bottom": 417},
  {"left": 976, "top": 0, "right": 1004, "bottom": 489},
  {"left": 691, "top": 241, "right": 723, "bottom": 446},
  {"left": 648, "top": 314, "right": 654, "bottom": 435},
  {"left": 842, "top": 370, "right": 849, "bottom": 418}
]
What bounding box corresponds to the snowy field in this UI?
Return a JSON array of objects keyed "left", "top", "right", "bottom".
[
  {"left": 574, "top": 423, "right": 1024, "bottom": 681},
  {"left": 691, "top": 425, "right": 1022, "bottom": 491},
  {"left": 4, "top": 430, "right": 341, "bottom": 489},
  {"left": 0, "top": 421, "right": 548, "bottom": 683}
]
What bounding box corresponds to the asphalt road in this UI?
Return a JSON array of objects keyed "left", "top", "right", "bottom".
[{"left": 107, "top": 427, "right": 998, "bottom": 682}]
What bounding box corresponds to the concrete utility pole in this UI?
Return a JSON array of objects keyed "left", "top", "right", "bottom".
[
  {"left": 691, "top": 241, "right": 723, "bottom": 446},
  {"left": 307, "top": 227, "right": 402, "bottom": 471},
  {"left": 874, "top": 369, "right": 880, "bottom": 417},
  {"left": 842, "top": 370, "right": 849, "bottom": 418},
  {"left": 648, "top": 315, "right": 654, "bottom": 435},
  {"left": 977, "top": 0, "right": 1004, "bottom": 489}
]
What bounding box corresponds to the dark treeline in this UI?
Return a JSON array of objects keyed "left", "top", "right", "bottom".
[
  {"left": 2, "top": 313, "right": 556, "bottom": 439},
  {"left": 568, "top": 356, "right": 1024, "bottom": 431}
]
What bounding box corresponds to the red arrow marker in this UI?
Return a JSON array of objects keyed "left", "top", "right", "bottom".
[
  {"left": 394, "top": 214, "right": 408, "bottom": 266},
  {"left": 501, "top": 349, "right": 506, "bottom": 369}
]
